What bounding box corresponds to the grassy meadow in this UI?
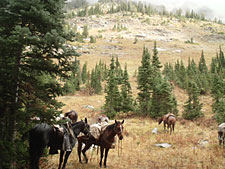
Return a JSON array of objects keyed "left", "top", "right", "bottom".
[
  {"left": 40, "top": 13, "right": 225, "bottom": 169},
  {"left": 39, "top": 90, "right": 225, "bottom": 169}
]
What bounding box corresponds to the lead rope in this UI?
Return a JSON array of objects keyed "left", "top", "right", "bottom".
[
  {"left": 117, "top": 139, "right": 123, "bottom": 157},
  {"left": 117, "top": 139, "right": 120, "bottom": 157}
]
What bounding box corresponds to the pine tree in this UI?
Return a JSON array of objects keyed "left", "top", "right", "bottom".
[
  {"left": 115, "top": 57, "right": 123, "bottom": 84},
  {"left": 81, "top": 62, "right": 88, "bottom": 84},
  {"left": 137, "top": 47, "right": 153, "bottom": 114},
  {"left": 198, "top": 50, "right": 208, "bottom": 73},
  {"left": 182, "top": 81, "right": 203, "bottom": 120},
  {"left": 121, "top": 64, "right": 134, "bottom": 113},
  {"left": 82, "top": 25, "right": 89, "bottom": 38},
  {"left": 104, "top": 57, "right": 121, "bottom": 118},
  {"left": 152, "top": 41, "right": 162, "bottom": 72},
  {"left": 90, "top": 65, "right": 102, "bottom": 94},
  {"left": 211, "top": 74, "right": 225, "bottom": 123},
  {"left": 0, "top": 0, "right": 78, "bottom": 167},
  {"left": 151, "top": 76, "right": 178, "bottom": 118}
]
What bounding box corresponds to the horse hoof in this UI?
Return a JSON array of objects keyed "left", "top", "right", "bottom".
[{"left": 79, "top": 161, "right": 82, "bottom": 164}]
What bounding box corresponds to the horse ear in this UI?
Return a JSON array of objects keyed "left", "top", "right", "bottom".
[
  {"left": 122, "top": 120, "right": 124, "bottom": 124},
  {"left": 85, "top": 117, "right": 87, "bottom": 123}
]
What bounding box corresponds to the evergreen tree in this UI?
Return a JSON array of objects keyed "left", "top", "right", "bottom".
[
  {"left": 182, "top": 81, "right": 203, "bottom": 120},
  {"left": 137, "top": 47, "right": 153, "bottom": 115},
  {"left": 198, "top": 50, "right": 208, "bottom": 73},
  {"left": 90, "top": 65, "right": 102, "bottom": 94},
  {"left": 151, "top": 77, "right": 178, "bottom": 118},
  {"left": 81, "top": 62, "right": 88, "bottom": 84},
  {"left": 90, "top": 35, "right": 96, "bottom": 43},
  {"left": 0, "top": 0, "right": 78, "bottom": 167},
  {"left": 152, "top": 41, "right": 162, "bottom": 72},
  {"left": 104, "top": 57, "right": 121, "bottom": 118},
  {"left": 115, "top": 57, "right": 123, "bottom": 84},
  {"left": 211, "top": 74, "right": 225, "bottom": 124},
  {"left": 63, "top": 59, "right": 81, "bottom": 94},
  {"left": 120, "top": 64, "right": 134, "bottom": 113},
  {"left": 82, "top": 25, "right": 88, "bottom": 38}
]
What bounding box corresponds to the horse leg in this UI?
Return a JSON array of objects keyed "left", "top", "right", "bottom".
[
  {"left": 168, "top": 124, "right": 171, "bottom": 135},
  {"left": 34, "top": 146, "right": 44, "bottom": 169},
  {"left": 62, "top": 151, "right": 71, "bottom": 169},
  {"left": 58, "top": 150, "right": 64, "bottom": 169},
  {"left": 77, "top": 140, "right": 83, "bottom": 163},
  {"left": 103, "top": 148, "right": 110, "bottom": 168},
  {"left": 82, "top": 143, "right": 92, "bottom": 163},
  {"left": 163, "top": 122, "right": 166, "bottom": 130},
  {"left": 99, "top": 146, "right": 104, "bottom": 168},
  {"left": 31, "top": 151, "right": 40, "bottom": 169}
]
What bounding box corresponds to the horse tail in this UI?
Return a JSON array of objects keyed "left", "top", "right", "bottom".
[
  {"left": 173, "top": 122, "right": 175, "bottom": 132},
  {"left": 29, "top": 128, "right": 37, "bottom": 169}
]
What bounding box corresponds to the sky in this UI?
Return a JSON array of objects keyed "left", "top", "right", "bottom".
[{"left": 88, "top": 0, "right": 225, "bottom": 22}]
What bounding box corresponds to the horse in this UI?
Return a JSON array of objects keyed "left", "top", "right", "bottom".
[
  {"left": 65, "top": 110, "right": 78, "bottom": 123},
  {"left": 77, "top": 120, "right": 124, "bottom": 168},
  {"left": 158, "top": 113, "right": 176, "bottom": 134},
  {"left": 218, "top": 123, "right": 225, "bottom": 146},
  {"left": 29, "top": 118, "right": 90, "bottom": 169}
]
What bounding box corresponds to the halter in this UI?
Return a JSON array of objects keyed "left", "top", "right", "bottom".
[
  {"left": 83, "top": 122, "right": 91, "bottom": 136},
  {"left": 113, "top": 123, "right": 123, "bottom": 137}
]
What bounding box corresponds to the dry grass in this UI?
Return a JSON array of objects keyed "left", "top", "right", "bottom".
[
  {"left": 40, "top": 13, "right": 225, "bottom": 168},
  {"left": 40, "top": 92, "right": 225, "bottom": 169}
]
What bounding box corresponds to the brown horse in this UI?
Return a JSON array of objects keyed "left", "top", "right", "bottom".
[
  {"left": 65, "top": 110, "right": 78, "bottom": 123},
  {"left": 158, "top": 113, "right": 176, "bottom": 134},
  {"left": 77, "top": 120, "right": 124, "bottom": 168}
]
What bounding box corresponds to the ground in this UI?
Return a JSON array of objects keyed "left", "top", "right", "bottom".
[{"left": 40, "top": 12, "right": 225, "bottom": 168}]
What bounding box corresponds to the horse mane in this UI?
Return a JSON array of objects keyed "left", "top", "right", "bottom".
[{"left": 71, "top": 120, "right": 84, "bottom": 129}]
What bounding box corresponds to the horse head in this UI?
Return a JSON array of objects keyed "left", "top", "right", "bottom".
[
  {"left": 82, "top": 117, "right": 90, "bottom": 136},
  {"left": 114, "top": 120, "right": 124, "bottom": 140},
  {"left": 158, "top": 117, "right": 163, "bottom": 124}
]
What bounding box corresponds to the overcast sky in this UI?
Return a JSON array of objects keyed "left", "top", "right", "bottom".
[{"left": 88, "top": 0, "right": 225, "bottom": 22}]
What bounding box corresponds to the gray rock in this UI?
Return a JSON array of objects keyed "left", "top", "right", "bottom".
[
  {"left": 83, "top": 105, "right": 94, "bottom": 109},
  {"left": 154, "top": 143, "right": 171, "bottom": 148},
  {"left": 152, "top": 128, "right": 158, "bottom": 134}
]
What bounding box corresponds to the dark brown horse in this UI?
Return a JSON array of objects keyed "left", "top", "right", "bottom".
[
  {"left": 65, "top": 110, "right": 78, "bottom": 123},
  {"left": 29, "top": 119, "right": 90, "bottom": 169},
  {"left": 158, "top": 113, "right": 176, "bottom": 134},
  {"left": 77, "top": 120, "right": 124, "bottom": 168}
]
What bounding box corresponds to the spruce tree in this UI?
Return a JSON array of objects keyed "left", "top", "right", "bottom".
[
  {"left": 104, "top": 57, "right": 121, "bottom": 118},
  {"left": 198, "top": 50, "right": 208, "bottom": 73},
  {"left": 152, "top": 41, "right": 162, "bottom": 72},
  {"left": 0, "top": 0, "right": 78, "bottom": 167},
  {"left": 81, "top": 62, "right": 88, "bottom": 84},
  {"left": 182, "top": 81, "right": 203, "bottom": 120},
  {"left": 115, "top": 57, "right": 123, "bottom": 84},
  {"left": 82, "top": 25, "right": 89, "bottom": 38},
  {"left": 151, "top": 76, "right": 178, "bottom": 118},
  {"left": 211, "top": 74, "right": 225, "bottom": 123},
  {"left": 121, "top": 64, "right": 134, "bottom": 113},
  {"left": 137, "top": 47, "right": 153, "bottom": 114}
]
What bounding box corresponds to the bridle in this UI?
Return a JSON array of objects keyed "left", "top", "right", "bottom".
[
  {"left": 113, "top": 123, "right": 123, "bottom": 138},
  {"left": 83, "top": 123, "right": 91, "bottom": 137}
]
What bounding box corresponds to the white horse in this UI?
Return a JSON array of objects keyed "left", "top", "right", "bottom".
[{"left": 218, "top": 123, "right": 225, "bottom": 146}]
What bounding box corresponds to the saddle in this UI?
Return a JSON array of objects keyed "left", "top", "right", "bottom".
[{"left": 164, "top": 113, "right": 176, "bottom": 122}]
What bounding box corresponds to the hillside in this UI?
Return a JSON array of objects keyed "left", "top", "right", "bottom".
[{"left": 42, "top": 3, "right": 225, "bottom": 169}]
